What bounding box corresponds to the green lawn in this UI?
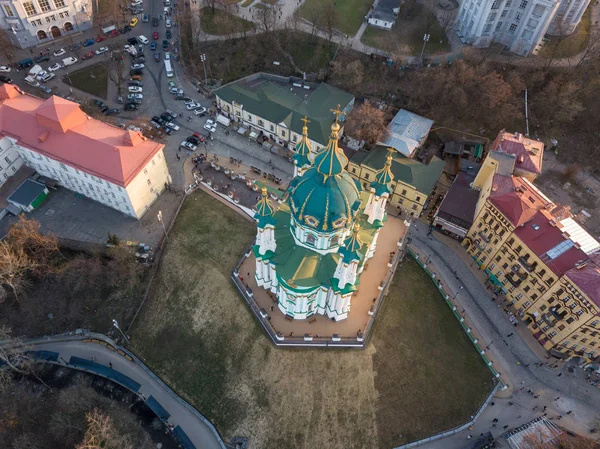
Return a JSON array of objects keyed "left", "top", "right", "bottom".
[
  {"left": 240, "top": 0, "right": 254, "bottom": 6},
  {"left": 131, "top": 190, "right": 494, "bottom": 449},
  {"left": 200, "top": 7, "right": 254, "bottom": 35},
  {"left": 537, "top": 5, "right": 591, "bottom": 59},
  {"left": 63, "top": 63, "right": 108, "bottom": 98},
  {"left": 297, "top": 0, "right": 372, "bottom": 36},
  {"left": 362, "top": 3, "right": 450, "bottom": 56}
]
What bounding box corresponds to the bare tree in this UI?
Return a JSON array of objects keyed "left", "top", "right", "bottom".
[
  {"left": 8, "top": 216, "right": 60, "bottom": 263},
  {"left": 0, "top": 241, "right": 34, "bottom": 302},
  {"left": 76, "top": 408, "right": 136, "bottom": 449},
  {"left": 108, "top": 53, "right": 128, "bottom": 96},
  {"left": 576, "top": 29, "right": 600, "bottom": 67},
  {"left": 0, "top": 30, "right": 18, "bottom": 67},
  {"left": 331, "top": 60, "right": 365, "bottom": 89},
  {"left": 322, "top": 1, "right": 338, "bottom": 42},
  {"left": 254, "top": 5, "right": 278, "bottom": 34},
  {"left": 303, "top": 2, "right": 321, "bottom": 39},
  {"left": 344, "top": 100, "right": 389, "bottom": 148},
  {"left": 0, "top": 326, "right": 49, "bottom": 391}
]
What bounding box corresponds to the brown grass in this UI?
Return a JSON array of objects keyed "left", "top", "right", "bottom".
[{"left": 131, "top": 190, "right": 494, "bottom": 449}]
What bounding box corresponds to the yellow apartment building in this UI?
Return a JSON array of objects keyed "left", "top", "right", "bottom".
[{"left": 348, "top": 146, "right": 444, "bottom": 217}]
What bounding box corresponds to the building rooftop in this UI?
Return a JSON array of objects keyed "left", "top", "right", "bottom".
[
  {"left": 8, "top": 178, "right": 46, "bottom": 206},
  {"left": 351, "top": 145, "right": 444, "bottom": 195},
  {"left": 491, "top": 130, "right": 544, "bottom": 176},
  {"left": 565, "top": 251, "right": 600, "bottom": 309},
  {"left": 489, "top": 176, "right": 552, "bottom": 227},
  {"left": 215, "top": 73, "right": 354, "bottom": 146},
  {"left": 436, "top": 172, "right": 479, "bottom": 226},
  {"left": 514, "top": 210, "right": 587, "bottom": 276},
  {"left": 380, "top": 109, "right": 434, "bottom": 158},
  {"left": 558, "top": 217, "right": 600, "bottom": 255},
  {"left": 504, "top": 417, "right": 563, "bottom": 449},
  {"left": 488, "top": 150, "right": 517, "bottom": 177},
  {"left": 0, "top": 85, "right": 163, "bottom": 187}
]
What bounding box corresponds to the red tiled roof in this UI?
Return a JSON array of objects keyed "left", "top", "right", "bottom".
[
  {"left": 489, "top": 176, "right": 550, "bottom": 227},
  {"left": 514, "top": 210, "right": 587, "bottom": 276},
  {"left": 490, "top": 130, "right": 543, "bottom": 175},
  {"left": 0, "top": 85, "right": 164, "bottom": 187},
  {"left": 565, "top": 251, "right": 600, "bottom": 309}
]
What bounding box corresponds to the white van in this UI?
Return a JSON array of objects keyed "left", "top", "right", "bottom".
[
  {"left": 24, "top": 76, "right": 40, "bottom": 87},
  {"left": 28, "top": 64, "right": 44, "bottom": 77},
  {"left": 62, "top": 57, "right": 78, "bottom": 67},
  {"left": 138, "top": 35, "right": 149, "bottom": 45}
]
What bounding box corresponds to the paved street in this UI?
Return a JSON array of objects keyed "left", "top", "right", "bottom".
[
  {"left": 20, "top": 333, "right": 226, "bottom": 449},
  {"left": 403, "top": 223, "right": 600, "bottom": 448}
]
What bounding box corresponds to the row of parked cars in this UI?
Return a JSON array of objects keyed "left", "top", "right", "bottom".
[{"left": 150, "top": 110, "right": 181, "bottom": 135}]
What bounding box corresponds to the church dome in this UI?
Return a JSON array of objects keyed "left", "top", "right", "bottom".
[{"left": 288, "top": 106, "right": 361, "bottom": 232}]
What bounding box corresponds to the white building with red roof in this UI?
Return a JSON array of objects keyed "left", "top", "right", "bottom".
[{"left": 0, "top": 84, "right": 171, "bottom": 219}]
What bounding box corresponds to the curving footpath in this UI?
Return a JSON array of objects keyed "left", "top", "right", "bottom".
[{"left": 9, "top": 332, "right": 226, "bottom": 449}]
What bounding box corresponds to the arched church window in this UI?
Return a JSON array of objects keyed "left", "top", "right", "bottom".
[
  {"left": 306, "top": 233, "right": 316, "bottom": 246},
  {"left": 330, "top": 235, "right": 339, "bottom": 246}
]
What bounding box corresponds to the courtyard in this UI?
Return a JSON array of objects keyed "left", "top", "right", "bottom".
[
  {"left": 130, "top": 189, "right": 495, "bottom": 449},
  {"left": 297, "top": 0, "right": 373, "bottom": 36}
]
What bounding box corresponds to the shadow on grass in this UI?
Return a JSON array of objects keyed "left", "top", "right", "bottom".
[{"left": 62, "top": 63, "right": 108, "bottom": 98}]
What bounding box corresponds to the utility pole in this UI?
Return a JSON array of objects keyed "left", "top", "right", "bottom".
[
  {"left": 524, "top": 89, "right": 530, "bottom": 137},
  {"left": 112, "top": 319, "right": 130, "bottom": 344},
  {"left": 157, "top": 210, "right": 168, "bottom": 243},
  {"left": 419, "top": 33, "right": 430, "bottom": 67},
  {"left": 200, "top": 53, "right": 208, "bottom": 86}
]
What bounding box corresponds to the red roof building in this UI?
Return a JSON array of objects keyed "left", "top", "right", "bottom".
[
  {"left": 489, "top": 176, "right": 551, "bottom": 227},
  {"left": 0, "top": 85, "right": 171, "bottom": 218},
  {"left": 565, "top": 251, "right": 600, "bottom": 308},
  {"left": 490, "top": 130, "right": 544, "bottom": 181}
]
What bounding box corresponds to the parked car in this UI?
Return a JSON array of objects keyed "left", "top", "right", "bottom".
[
  {"left": 142, "top": 13, "right": 149, "bottom": 22},
  {"left": 96, "top": 34, "right": 107, "bottom": 42},
  {"left": 170, "top": 87, "right": 183, "bottom": 95},
  {"left": 121, "top": 25, "right": 132, "bottom": 34},
  {"left": 152, "top": 115, "right": 165, "bottom": 125},
  {"left": 128, "top": 37, "right": 138, "bottom": 46},
  {"left": 124, "top": 103, "right": 139, "bottom": 111},
  {"left": 53, "top": 48, "right": 66, "bottom": 57},
  {"left": 95, "top": 47, "right": 109, "bottom": 55},
  {"left": 165, "top": 19, "right": 172, "bottom": 28},
  {"left": 108, "top": 29, "right": 121, "bottom": 37},
  {"left": 164, "top": 52, "right": 170, "bottom": 60},
  {"left": 165, "top": 121, "right": 179, "bottom": 131},
  {"left": 166, "top": 30, "right": 172, "bottom": 39},
  {"left": 104, "top": 108, "right": 120, "bottom": 115},
  {"left": 152, "top": 17, "right": 159, "bottom": 27},
  {"left": 150, "top": 42, "right": 157, "bottom": 51},
  {"left": 131, "top": 63, "right": 145, "bottom": 70},
  {"left": 41, "top": 72, "right": 55, "bottom": 83},
  {"left": 180, "top": 141, "right": 197, "bottom": 151},
  {"left": 174, "top": 94, "right": 190, "bottom": 101},
  {"left": 81, "top": 51, "right": 94, "bottom": 60},
  {"left": 193, "top": 107, "right": 207, "bottom": 116},
  {"left": 94, "top": 100, "right": 105, "bottom": 107},
  {"left": 0, "top": 66, "right": 10, "bottom": 73},
  {"left": 18, "top": 58, "right": 34, "bottom": 69},
  {"left": 138, "top": 34, "right": 148, "bottom": 45},
  {"left": 83, "top": 38, "right": 95, "bottom": 47},
  {"left": 47, "top": 63, "right": 62, "bottom": 72},
  {"left": 160, "top": 112, "right": 172, "bottom": 121},
  {"left": 162, "top": 40, "right": 169, "bottom": 50},
  {"left": 186, "top": 102, "right": 202, "bottom": 110},
  {"left": 130, "top": 74, "right": 143, "bottom": 81},
  {"left": 186, "top": 136, "right": 200, "bottom": 145},
  {"left": 152, "top": 31, "right": 158, "bottom": 40},
  {"left": 153, "top": 52, "right": 160, "bottom": 62},
  {"left": 128, "top": 86, "right": 143, "bottom": 93},
  {"left": 37, "top": 85, "right": 52, "bottom": 93},
  {"left": 204, "top": 119, "right": 217, "bottom": 133},
  {"left": 62, "top": 57, "right": 78, "bottom": 66},
  {"left": 150, "top": 119, "right": 161, "bottom": 128},
  {"left": 128, "top": 80, "right": 143, "bottom": 87},
  {"left": 165, "top": 110, "right": 178, "bottom": 120},
  {"left": 127, "top": 93, "right": 143, "bottom": 100},
  {"left": 133, "top": 56, "right": 146, "bottom": 64},
  {"left": 35, "top": 55, "right": 50, "bottom": 63}
]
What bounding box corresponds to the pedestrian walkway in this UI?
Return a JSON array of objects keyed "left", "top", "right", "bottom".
[{"left": 19, "top": 333, "right": 226, "bottom": 449}]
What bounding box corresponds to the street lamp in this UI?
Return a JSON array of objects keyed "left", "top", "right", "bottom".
[
  {"left": 419, "top": 33, "right": 430, "bottom": 66},
  {"left": 157, "top": 210, "right": 168, "bottom": 242},
  {"left": 200, "top": 53, "right": 208, "bottom": 87},
  {"left": 112, "top": 319, "right": 130, "bottom": 344}
]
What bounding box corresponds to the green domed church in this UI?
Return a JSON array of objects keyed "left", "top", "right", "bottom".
[{"left": 253, "top": 107, "right": 395, "bottom": 321}]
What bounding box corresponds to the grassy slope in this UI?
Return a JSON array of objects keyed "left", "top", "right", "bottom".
[
  {"left": 65, "top": 63, "right": 108, "bottom": 98},
  {"left": 297, "top": 0, "right": 373, "bottom": 36},
  {"left": 132, "top": 191, "right": 493, "bottom": 449},
  {"left": 200, "top": 7, "right": 254, "bottom": 35}
]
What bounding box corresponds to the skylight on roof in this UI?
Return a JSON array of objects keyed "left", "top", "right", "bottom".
[
  {"left": 532, "top": 224, "right": 540, "bottom": 231},
  {"left": 546, "top": 240, "right": 574, "bottom": 260}
]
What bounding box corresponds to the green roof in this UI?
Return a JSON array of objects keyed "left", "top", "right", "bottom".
[
  {"left": 269, "top": 202, "right": 377, "bottom": 291},
  {"left": 254, "top": 187, "right": 277, "bottom": 228},
  {"left": 215, "top": 74, "right": 354, "bottom": 145},
  {"left": 352, "top": 146, "right": 444, "bottom": 195}
]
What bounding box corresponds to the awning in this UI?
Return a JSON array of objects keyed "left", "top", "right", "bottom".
[
  {"left": 474, "top": 144, "right": 484, "bottom": 159},
  {"left": 548, "top": 348, "right": 569, "bottom": 359},
  {"left": 488, "top": 273, "right": 502, "bottom": 287},
  {"left": 249, "top": 131, "right": 258, "bottom": 140},
  {"left": 237, "top": 126, "right": 248, "bottom": 136},
  {"left": 216, "top": 114, "right": 230, "bottom": 127},
  {"left": 102, "top": 25, "right": 116, "bottom": 34}
]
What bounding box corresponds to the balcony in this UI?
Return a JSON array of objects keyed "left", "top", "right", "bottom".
[
  {"left": 478, "top": 231, "right": 491, "bottom": 243},
  {"left": 511, "top": 265, "right": 528, "bottom": 281},
  {"left": 475, "top": 239, "right": 486, "bottom": 250},
  {"left": 506, "top": 273, "right": 522, "bottom": 288},
  {"left": 518, "top": 256, "right": 536, "bottom": 272},
  {"left": 542, "top": 312, "right": 557, "bottom": 327}
]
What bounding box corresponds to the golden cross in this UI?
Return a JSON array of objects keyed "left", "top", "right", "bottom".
[
  {"left": 301, "top": 116, "right": 310, "bottom": 127},
  {"left": 329, "top": 104, "right": 346, "bottom": 124}
]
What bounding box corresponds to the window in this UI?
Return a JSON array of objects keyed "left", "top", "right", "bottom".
[
  {"left": 270, "top": 125, "right": 274, "bottom": 132},
  {"left": 292, "top": 135, "right": 297, "bottom": 143},
  {"left": 401, "top": 189, "right": 407, "bottom": 196},
  {"left": 524, "top": 301, "right": 531, "bottom": 308},
  {"left": 558, "top": 324, "right": 565, "bottom": 331},
  {"left": 146, "top": 179, "right": 151, "bottom": 185},
  {"left": 592, "top": 320, "right": 599, "bottom": 327},
  {"left": 522, "top": 29, "right": 533, "bottom": 40},
  {"left": 352, "top": 167, "right": 356, "bottom": 174},
  {"left": 53, "top": 0, "right": 65, "bottom": 7},
  {"left": 524, "top": 286, "right": 530, "bottom": 293},
  {"left": 501, "top": 9, "right": 508, "bottom": 17},
  {"left": 502, "top": 263, "right": 508, "bottom": 269},
  {"left": 520, "top": 1, "right": 527, "bottom": 8},
  {"left": 152, "top": 160, "right": 156, "bottom": 166},
  {"left": 412, "top": 204, "right": 418, "bottom": 210},
  {"left": 495, "top": 255, "right": 501, "bottom": 262},
  {"left": 483, "top": 23, "right": 492, "bottom": 34},
  {"left": 487, "top": 12, "right": 496, "bottom": 22},
  {"left": 3, "top": 4, "right": 14, "bottom": 16},
  {"left": 365, "top": 173, "right": 370, "bottom": 180},
  {"left": 566, "top": 317, "right": 574, "bottom": 324},
  {"left": 515, "top": 12, "right": 522, "bottom": 21},
  {"left": 532, "top": 5, "right": 544, "bottom": 18},
  {"left": 330, "top": 235, "right": 339, "bottom": 246},
  {"left": 416, "top": 196, "right": 421, "bottom": 202},
  {"left": 491, "top": 0, "right": 500, "bottom": 8},
  {"left": 258, "top": 119, "right": 264, "bottom": 127},
  {"left": 527, "top": 18, "right": 539, "bottom": 28},
  {"left": 23, "top": 1, "right": 37, "bottom": 16},
  {"left": 38, "top": 0, "right": 51, "bottom": 12},
  {"left": 495, "top": 21, "right": 503, "bottom": 31},
  {"left": 281, "top": 130, "right": 286, "bottom": 138},
  {"left": 306, "top": 233, "right": 316, "bottom": 246}
]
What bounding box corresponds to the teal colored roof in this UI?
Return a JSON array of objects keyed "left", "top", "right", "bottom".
[
  {"left": 268, "top": 203, "right": 377, "bottom": 291},
  {"left": 339, "top": 224, "right": 363, "bottom": 264},
  {"left": 370, "top": 152, "right": 395, "bottom": 196},
  {"left": 288, "top": 168, "right": 361, "bottom": 232},
  {"left": 313, "top": 123, "right": 349, "bottom": 178},
  {"left": 351, "top": 145, "right": 444, "bottom": 195},
  {"left": 254, "top": 187, "right": 277, "bottom": 228},
  {"left": 215, "top": 74, "right": 354, "bottom": 145},
  {"left": 293, "top": 121, "right": 312, "bottom": 168}
]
